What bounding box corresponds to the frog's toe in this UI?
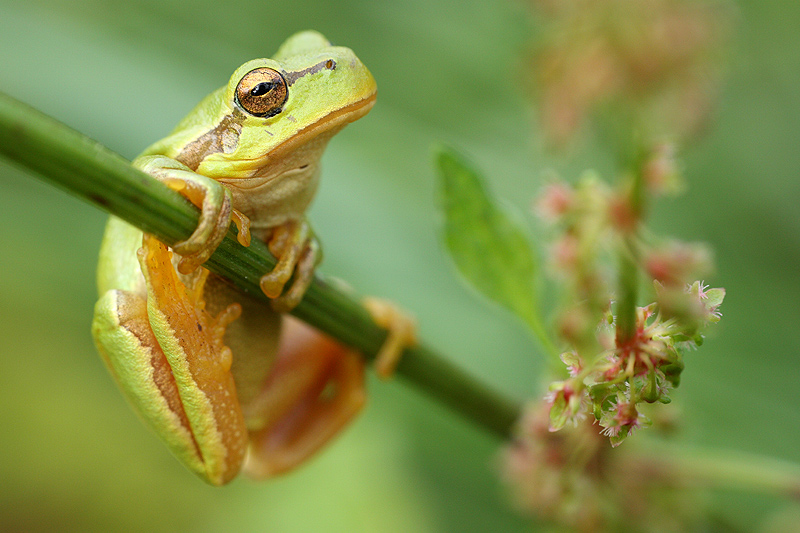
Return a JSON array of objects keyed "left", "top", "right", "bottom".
[
  {"left": 259, "top": 219, "right": 319, "bottom": 311},
  {"left": 269, "top": 238, "right": 319, "bottom": 312},
  {"left": 134, "top": 155, "right": 238, "bottom": 274},
  {"left": 363, "top": 297, "right": 417, "bottom": 379}
]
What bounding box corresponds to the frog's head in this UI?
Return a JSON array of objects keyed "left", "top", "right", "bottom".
[{"left": 158, "top": 31, "right": 376, "bottom": 179}]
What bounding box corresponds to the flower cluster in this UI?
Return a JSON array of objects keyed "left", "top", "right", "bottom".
[
  {"left": 535, "top": 169, "right": 725, "bottom": 446},
  {"left": 548, "top": 281, "right": 724, "bottom": 446},
  {"left": 502, "top": 403, "right": 610, "bottom": 530},
  {"left": 527, "top": 0, "right": 731, "bottom": 147},
  {"left": 502, "top": 401, "right": 704, "bottom": 532},
  {"left": 499, "top": 0, "right": 732, "bottom": 529}
]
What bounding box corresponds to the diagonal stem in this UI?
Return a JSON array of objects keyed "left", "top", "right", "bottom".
[{"left": 0, "top": 91, "right": 522, "bottom": 440}]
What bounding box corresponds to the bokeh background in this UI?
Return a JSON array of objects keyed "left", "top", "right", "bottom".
[{"left": 1, "top": 0, "right": 798, "bottom": 531}]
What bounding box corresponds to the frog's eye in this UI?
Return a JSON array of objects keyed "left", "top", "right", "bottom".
[{"left": 235, "top": 68, "right": 288, "bottom": 117}]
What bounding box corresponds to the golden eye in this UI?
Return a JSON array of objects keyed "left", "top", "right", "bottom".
[{"left": 235, "top": 67, "right": 288, "bottom": 117}]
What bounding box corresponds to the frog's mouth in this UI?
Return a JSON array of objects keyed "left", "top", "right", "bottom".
[
  {"left": 215, "top": 91, "right": 376, "bottom": 188},
  {"left": 260, "top": 91, "right": 377, "bottom": 163}
]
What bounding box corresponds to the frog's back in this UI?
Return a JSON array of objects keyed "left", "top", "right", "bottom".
[{"left": 137, "top": 87, "right": 228, "bottom": 162}]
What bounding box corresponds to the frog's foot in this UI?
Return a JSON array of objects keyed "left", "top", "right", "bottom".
[
  {"left": 243, "top": 316, "right": 365, "bottom": 478},
  {"left": 363, "top": 297, "right": 417, "bottom": 379},
  {"left": 260, "top": 219, "right": 320, "bottom": 312},
  {"left": 134, "top": 155, "right": 252, "bottom": 274}
]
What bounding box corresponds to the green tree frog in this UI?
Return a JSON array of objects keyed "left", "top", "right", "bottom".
[{"left": 92, "top": 31, "right": 410, "bottom": 486}]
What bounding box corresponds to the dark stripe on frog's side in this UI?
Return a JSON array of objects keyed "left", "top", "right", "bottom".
[
  {"left": 176, "top": 109, "right": 246, "bottom": 171},
  {"left": 111, "top": 289, "right": 204, "bottom": 460},
  {"left": 283, "top": 59, "right": 336, "bottom": 86}
]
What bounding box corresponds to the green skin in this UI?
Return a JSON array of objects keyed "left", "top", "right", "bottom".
[{"left": 91, "top": 31, "right": 377, "bottom": 485}]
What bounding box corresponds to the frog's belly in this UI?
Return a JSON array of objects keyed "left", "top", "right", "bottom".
[{"left": 203, "top": 274, "right": 282, "bottom": 415}]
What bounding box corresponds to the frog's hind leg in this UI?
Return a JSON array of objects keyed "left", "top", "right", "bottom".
[
  {"left": 243, "top": 317, "right": 366, "bottom": 478},
  {"left": 92, "top": 285, "right": 233, "bottom": 482},
  {"left": 92, "top": 235, "right": 248, "bottom": 485}
]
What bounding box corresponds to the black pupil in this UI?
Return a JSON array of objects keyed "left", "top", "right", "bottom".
[{"left": 250, "top": 81, "right": 274, "bottom": 97}]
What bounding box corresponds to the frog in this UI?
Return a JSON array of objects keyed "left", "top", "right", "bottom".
[{"left": 91, "top": 30, "right": 412, "bottom": 486}]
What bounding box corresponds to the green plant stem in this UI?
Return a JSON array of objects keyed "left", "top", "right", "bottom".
[
  {"left": 615, "top": 145, "right": 647, "bottom": 344},
  {"left": 616, "top": 238, "right": 639, "bottom": 342},
  {"left": 0, "top": 91, "right": 522, "bottom": 440},
  {"left": 642, "top": 442, "right": 800, "bottom": 501}
]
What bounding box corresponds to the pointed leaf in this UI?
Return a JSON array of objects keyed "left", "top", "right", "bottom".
[{"left": 435, "top": 146, "right": 541, "bottom": 331}]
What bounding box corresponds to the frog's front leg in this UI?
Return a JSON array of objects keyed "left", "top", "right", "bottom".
[
  {"left": 137, "top": 155, "right": 315, "bottom": 311},
  {"left": 242, "top": 316, "right": 366, "bottom": 478},
  {"left": 134, "top": 155, "right": 251, "bottom": 273},
  {"left": 259, "top": 219, "right": 320, "bottom": 311}
]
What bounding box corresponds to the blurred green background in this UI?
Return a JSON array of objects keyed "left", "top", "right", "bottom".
[{"left": 1, "top": 0, "right": 798, "bottom": 531}]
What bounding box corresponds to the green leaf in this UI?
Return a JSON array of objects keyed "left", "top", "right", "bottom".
[{"left": 435, "top": 145, "right": 551, "bottom": 350}]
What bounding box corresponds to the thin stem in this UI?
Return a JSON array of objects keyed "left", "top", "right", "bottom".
[
  {"left": 0, "top": 91, "right": 522, "bottom": 440},
  {"left": 616, "top": 238, "right": 639, "bottom": 342},
  {"left": 642, "top": 442, "right": 800, "bottom": 501},
  {"left": 615, "top": 144, "right": 647, "bottom": 344}
]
